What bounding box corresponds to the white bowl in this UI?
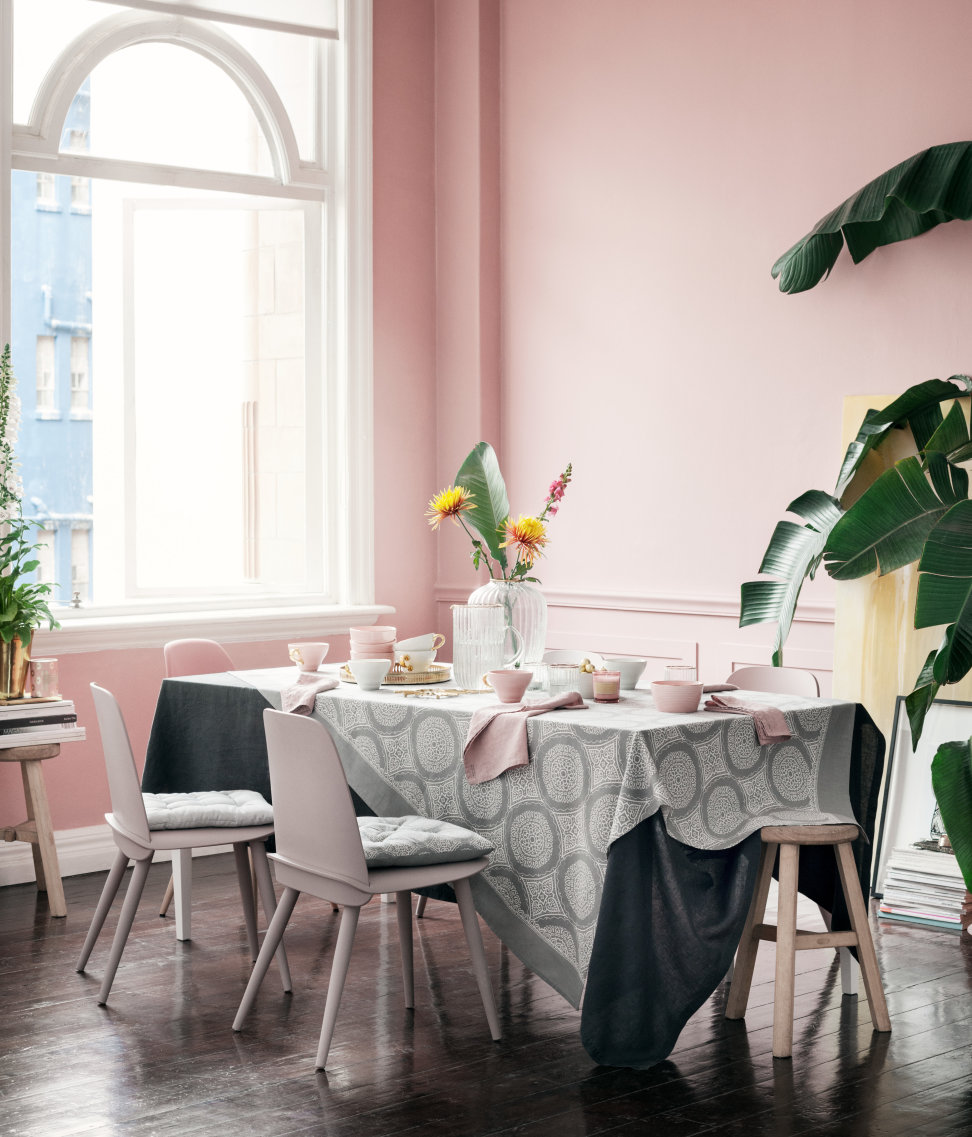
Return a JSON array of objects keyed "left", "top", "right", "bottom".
[
  {"left": 603, "top": 657, "right": 648, "bottom": 690},
  {"left": 651, "top": 680, "right": 703, "bottom": 713},
  {"left": 347, "top": 659, "right": 392, "bottom": 691}
]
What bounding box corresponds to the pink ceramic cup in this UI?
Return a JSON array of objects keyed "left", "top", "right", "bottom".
[{"left": 486, "top": 669, "right": 534, "bottom": 704}]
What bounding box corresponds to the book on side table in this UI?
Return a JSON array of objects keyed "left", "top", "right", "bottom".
[{"left": 0, "top": 699, "right": 84, "bottom": 748}]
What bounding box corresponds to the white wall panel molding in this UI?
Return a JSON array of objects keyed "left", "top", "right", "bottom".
[
  {"left": 0, "top": 824, "right": 230, "bottom": 887},
  {"left": 433, "top": 584, "right": 834, "bottom": 624}
]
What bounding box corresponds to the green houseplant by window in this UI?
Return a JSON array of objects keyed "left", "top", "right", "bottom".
[{"left": 0, "top": 344, "right": 59, "bottom": 697}]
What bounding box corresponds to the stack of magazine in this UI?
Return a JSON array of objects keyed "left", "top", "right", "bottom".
[
  {"left": 878, "top": 844, "right": 967, "bottom": 932},
  {"left": 0, "top": 698, "right": 85, "bottom": 748}
]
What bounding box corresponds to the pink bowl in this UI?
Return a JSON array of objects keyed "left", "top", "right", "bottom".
[
  {"left": 350, "top": 648, "right": 395, "bottom": 660},
  {"left": 486, "top": 669, "right": 533, "bottom": 704},
  {"left": 651, "top": 680, "right": 703, "bottom": 714},
  {"left": 350, "top": 626, "right": 397, "bottom": 644}
]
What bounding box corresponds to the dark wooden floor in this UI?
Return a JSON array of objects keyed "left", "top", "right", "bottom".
[{"left": 2, "top": 857, "right": 971, "bottom": 1137}]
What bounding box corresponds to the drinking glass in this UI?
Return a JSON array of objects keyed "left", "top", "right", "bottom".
[
  {"left": 546, "top": 663, "right": 579, "bottom": 698},
  {"left": 451, "top": 604, "right": 523, "bottom": 690},
  {"left": 665, "top": 664, "right": 697, "bottom": 682}
]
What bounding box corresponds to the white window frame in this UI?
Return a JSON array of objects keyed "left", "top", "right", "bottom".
[
  {"left": 0, "top": 0, "right": 382, "bottom": 651},
  {"left": 35, "top": 333, "right": 56, "bottom": 411}
]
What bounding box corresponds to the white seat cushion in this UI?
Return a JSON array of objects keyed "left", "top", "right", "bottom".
[
  {"left": 358, "top": 815, "right": 493, "bottom": 867},
  {"left": 142, "top": 789, "right": 273, "bottom": 830}
]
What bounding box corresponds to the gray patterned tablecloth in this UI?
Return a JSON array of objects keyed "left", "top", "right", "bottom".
[{"left": 240, "top": 668, "right": 857, "bottom": 1008}]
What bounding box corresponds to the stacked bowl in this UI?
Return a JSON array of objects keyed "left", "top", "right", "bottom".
[{"left": 349, "top": 625, "right": 396, "bottom": 664}]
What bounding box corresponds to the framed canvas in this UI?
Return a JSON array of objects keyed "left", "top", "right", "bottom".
[{"left": 871, "top": 696, "right": 972, "bottom": 896}]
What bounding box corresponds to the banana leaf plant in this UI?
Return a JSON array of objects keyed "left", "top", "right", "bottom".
[
  {"left": 740, "top": 373, "right": 972, "bottom": 887},
  {"left": 772, "top": 142, "right": 972, "bottom": 294}
]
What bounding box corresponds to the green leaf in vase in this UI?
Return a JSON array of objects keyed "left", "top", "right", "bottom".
[{"left": 455, "top": 442, "right": 510, "bottom": 572}]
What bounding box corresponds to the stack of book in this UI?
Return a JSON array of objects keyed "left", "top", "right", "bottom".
[
  {"left": 878, "top": 844, "right": 968, "bottom": 933},
  {"left": 0, "top": 698, "right": 85, "bottom": 748}
]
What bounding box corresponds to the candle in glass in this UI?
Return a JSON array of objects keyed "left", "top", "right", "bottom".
[{"left": 592, "top": 669, "right": 621, "bottom": 703}]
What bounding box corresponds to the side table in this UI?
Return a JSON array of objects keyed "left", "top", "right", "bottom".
[{"left": 0, "top": 743, "right": 66, "bottom": 916}]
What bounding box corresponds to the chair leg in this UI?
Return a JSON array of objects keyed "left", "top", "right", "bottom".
[
  {"left": 76, "top": 849, "right": 129, "bottom": 972},
  {"left": 772, "top": 842, "right": 800, "bottom": 1059},
  {"left": 233, "top": 843, "right": 259, "bottom": 960},
  {"left": 415, "top": 894, "right": 428, "bottom": 919},
  {"left": 233, "top": 886, "right": 299, "bottom": 1031},
  {"left": 726, "top": 840, "right": 776, "bottom": 1020},
  {"left": 249, "top": 839, "right": 292, "bottom": 992},
  {"left": 98, "top": 856, "right": 153, "bottom": 1005},
  {"left": 159, "top": 874, "right": 174, "bottom": 917},
  {"left": 453, "top": 878, "right": 500, "bottom": 1041},
  {"left": 172, "top": 848, "right": 192, "bottom": 941},
  {"left": 834, "top": 842, "right": 891, "bottom": 1033},
  {"left": 315, "top": 904, "right": 361, "bottom": 1070},
  {"left": 396, "top": 891, "right": 414, "bottom": 1008}
]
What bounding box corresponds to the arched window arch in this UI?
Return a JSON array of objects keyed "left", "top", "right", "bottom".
[{"left": 0, "top": 0, "right": 376, "bottom": 645}]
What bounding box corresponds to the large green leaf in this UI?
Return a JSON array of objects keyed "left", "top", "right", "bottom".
[
  {"left": 905, "top": 648, "right": 942, "bottom": 746},
  {"left": 832, "top": 376, "right": 972, "bottom": 500},
  {"left": 924, "top": 400, "right": 972, "bottom": 464},
  {"left": 772, "top": 142, "right": 972, "bottom": 293},
  {"left": 739, "top": 490, "right": 843, "bottom": 665},
  {"left": 824, "top": 453, "right": 968, "bottom": 580},
  {"left": 931, "top": 740, "right": 972, "bottom": 891},
  {"left": 454, "top": 442, "right": 509, "bottom": 571},
  {"left": 914, "top": 498, "right": 972, "bottom": 683}
]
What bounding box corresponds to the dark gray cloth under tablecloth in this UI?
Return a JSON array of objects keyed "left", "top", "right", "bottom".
[{"left": 580, "top": 704, "right": 885, "bottom": 1068}]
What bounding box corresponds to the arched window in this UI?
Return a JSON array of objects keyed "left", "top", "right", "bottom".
[{"left": 1, "top": 0, "right": 375, "bottom": 643}]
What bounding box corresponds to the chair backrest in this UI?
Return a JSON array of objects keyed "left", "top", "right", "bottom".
[
  {"left": 262, "top": 709, "right": 370, "bottom": 889},
  {"left": 90, "top": 683, "right": 151, "bottom": 843},
  {"left": 163, "top": 638, "right": 233, "bottom": 678},
  {"left": 727, "top": 665, "right": 820, "bottom": 698}
]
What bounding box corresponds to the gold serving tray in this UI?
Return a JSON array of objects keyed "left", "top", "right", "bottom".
[{"left": 340, "top": 662, "right": 452, "bottom": 686}]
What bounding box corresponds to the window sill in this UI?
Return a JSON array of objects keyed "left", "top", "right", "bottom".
[
  {"left": 69, "top": 408, "right": 93, "bottom": 420},
  {"left": 35, "top": 409, "right": 61, "bottom": 420},
  {"left": 31, "top": 602, "right": 396, "bottom": 654}
]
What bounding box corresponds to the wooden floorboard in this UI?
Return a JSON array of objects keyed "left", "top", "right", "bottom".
[{"left": 1, "top": 856, "right": 970, "bottom": 1136}]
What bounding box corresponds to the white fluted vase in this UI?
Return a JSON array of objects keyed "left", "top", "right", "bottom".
[{"left": 467, "top": 579, "right": 547, "bottom": 670}]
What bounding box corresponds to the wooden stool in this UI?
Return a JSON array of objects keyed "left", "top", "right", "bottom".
[
  {"left": 0, "top": 744, "right": 67, "bottom": 917},
  {"left": 725, "top": 823, "right": 890, "bottom": 1058}
]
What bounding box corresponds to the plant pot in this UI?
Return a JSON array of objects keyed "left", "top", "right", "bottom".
[{"left": 0, "top": 634, "right": 32, "bottom": 699}]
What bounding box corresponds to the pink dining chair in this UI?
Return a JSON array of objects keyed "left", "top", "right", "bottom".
[
  {"left": 77, "top": 684, "right": 290, "bottom": 1005},
  {"left": 158, "top": 638, "right": 235, "bottom": 922},
  {"left": 163, "top": 638, "right": 234, "bottom": 678},
  {"left": 233, "top": 709, "right": 500, "bottom": 1070},
  {"left": 726, "top": 665, "right": 820, "bottom": 698}
]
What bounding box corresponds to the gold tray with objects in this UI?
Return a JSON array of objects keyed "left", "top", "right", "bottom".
[{"left": 340, "top": 662, "right": 452, "bottom": 686}]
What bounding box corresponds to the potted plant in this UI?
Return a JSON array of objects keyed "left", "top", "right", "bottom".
[
  {"left": 0, "top": 344, "right": 59, "bottom": 697},
  {"left": 740, "top": 374, "right": 972, "bottom": 892}
]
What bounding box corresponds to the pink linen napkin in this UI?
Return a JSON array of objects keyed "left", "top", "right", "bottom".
[
  {"left": 282, "top": 673, "right": 339, "bottom": 715},
  {"left": 703, "top": 694, "right": 791, "bottom": 745},
  {"left": 702, "top": 684, "right": 738, "bottom": 694},
  {"left": 463, "top": 691, "right": 587, "bottom": 785}
]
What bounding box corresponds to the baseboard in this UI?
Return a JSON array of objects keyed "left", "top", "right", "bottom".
[{"left": 0, "top": 824, "right": 232, "bottom": 887}]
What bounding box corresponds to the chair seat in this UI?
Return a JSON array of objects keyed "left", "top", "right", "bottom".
[
  {"left": 107, "top": 812, "right": 274, "bottom": 852},
  {"left": 143, "top": 789, "right": 273, "bottom": 830},
  {"left": 357, "top": 815, "right": 494, "bottom": 867}
]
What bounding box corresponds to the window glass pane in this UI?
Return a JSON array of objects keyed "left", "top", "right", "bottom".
[
  {"left": 84, "top": 43, "right": 273, "bottom": 175},
  {"left": 34, "top": 528, "right": 56, "bottom": 586},
  {"left": 70, "top": 336, "right": 90, "bottom": 410},
  {"left": 36, "top": 336, "right": 56, "bottom": 409}
]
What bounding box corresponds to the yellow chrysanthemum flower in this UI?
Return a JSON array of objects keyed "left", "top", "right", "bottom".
[
  {"left": 426, "top": 485, "right": 475, "bottom": 529},
  {"left": 500, "top": 514, "right": 548, "bottom": 566}
]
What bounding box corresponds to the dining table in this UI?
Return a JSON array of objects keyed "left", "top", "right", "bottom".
[{"left": 142, "top": 666, "right": 884, "bottom": 1069}]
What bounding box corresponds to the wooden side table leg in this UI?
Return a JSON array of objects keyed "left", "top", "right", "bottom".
[{"left": 20, "top": 759, "right": 67, "bottom": 917}]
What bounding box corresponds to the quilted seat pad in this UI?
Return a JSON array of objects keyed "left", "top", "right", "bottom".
[
  {"left": 358, "top": 815, "right": 494, "bottom": 867},
  {"left": 142, "top": 789, "right": 273, "bottom": 830}
]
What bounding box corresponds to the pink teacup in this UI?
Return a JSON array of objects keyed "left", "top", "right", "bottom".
[{"left": 486, "top": 669, "right": 533, "bottom": 704}]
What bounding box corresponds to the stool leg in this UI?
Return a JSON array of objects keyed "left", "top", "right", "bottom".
[
  {"left": 726, "top": 841, "right": 776, "bottom": 1020},
  {"left": 21, "top": 760, "right": 67, "bottom": 917},
  {"left": 834, "top": 842, "right": 891, "bottom": 1032},
  {"left": 773, "top": 842, "right": 800, "bottom": 1059}
]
